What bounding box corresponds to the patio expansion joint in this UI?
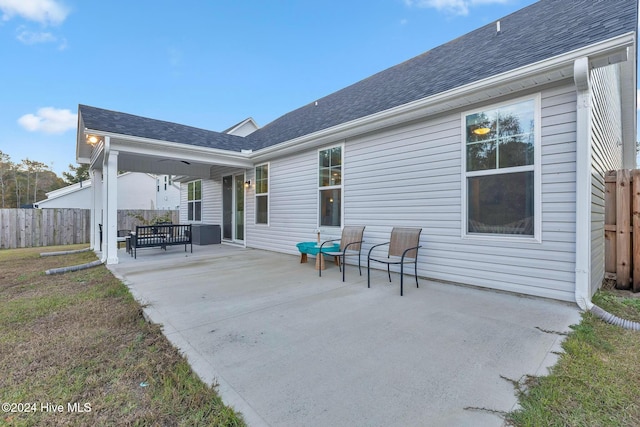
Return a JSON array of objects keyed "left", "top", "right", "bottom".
[{"left": 170, "top": 285, "right": 351, "bottom": 334}]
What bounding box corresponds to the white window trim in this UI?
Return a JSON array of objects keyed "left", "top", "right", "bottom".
[
  {"left": 255, "top": 162, "right": 270, "bottom": 227},
  {"left": 317, "top": 143, "right": 345, "bottom": 230},
  {"left": 460, "top": 94, "right": 542, "bottom": 243},
  {"left": 187, "top": 179, "right": 203, "bottom": 223}
]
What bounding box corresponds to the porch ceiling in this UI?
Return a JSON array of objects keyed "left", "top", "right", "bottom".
[{"left": 86, "top": 132, "right": 253, "bottom": 178}]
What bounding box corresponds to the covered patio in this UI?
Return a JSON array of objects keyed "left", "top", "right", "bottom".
[{"left": 107, "top": 244, "right": 580, "bottom": 427}]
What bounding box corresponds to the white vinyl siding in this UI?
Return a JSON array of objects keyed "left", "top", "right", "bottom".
[
  {"left": 590, "top": 64, "right": 624, "bottom": 295},
  {"left": 245, "top": 84, "right": 578, "bottom": 302},
  {"left": 180, "top": 176, "right": 220, "bottom": 225}
]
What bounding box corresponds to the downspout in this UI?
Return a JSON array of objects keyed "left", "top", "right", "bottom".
[
  {"left": 574, "top": 57, "right": 640, "bottom": 331},
  {"left": 574, "top": 57, "right": 593, "bottom": 311}
]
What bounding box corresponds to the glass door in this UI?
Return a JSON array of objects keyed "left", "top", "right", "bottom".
[
  {"left": 222, "top": 175, "right": 232, "bottom": 240},
  {"left": 222, "top": 174, "right": 245, "bottom": 243},
  {"left": 235, "top": 174, "right": 244, "bottom": 241}
]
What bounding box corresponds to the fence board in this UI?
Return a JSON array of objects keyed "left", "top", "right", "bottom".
[
  {"left": 604, "top": 171, "right": 617, "bottom": 279},
  {"left": 634, "top": 171, "right": 640, "bottom": 292},
  {"left": 0, "top": 209, "right": 179, "bottom": 249},
  {"left": 616, "top": 170, "right": 632, "bottom": 289}
]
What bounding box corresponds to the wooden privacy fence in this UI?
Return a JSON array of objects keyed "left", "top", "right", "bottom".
[
  {"left": 0, "top": 208, "right": 90, "bottom": 249},
  {"left": 0, "top": 209, "right": 179, "bottom": 249},
  {"left": 605, "top": 170, "right": 640, "bottom": 292}
]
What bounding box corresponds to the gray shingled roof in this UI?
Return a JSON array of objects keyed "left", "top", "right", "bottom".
[
  {"left": 80, "top": 104, "right": 247, "bottom": 150},
  {"left": 80, "top": 0, "right": 637, "bottom": 153}
]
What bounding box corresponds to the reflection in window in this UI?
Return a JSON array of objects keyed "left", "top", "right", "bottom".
[
  {"left": 466, "top": 99, "right": 534, "bottom": 172},
  {"left": 255, "top": 164, "right": 268, "bottom": 225},
  {"left": 465, "top": 99, "right": 535, "bottom": 236},
  {"left": 319, "top": 146, "right": 342, "bottom": 227},
  {"left": 187, "top": 180, "right": 202, "bottom": 222},
  {"left": 468, "top": 172, "right": 534, "bottom": 235}
]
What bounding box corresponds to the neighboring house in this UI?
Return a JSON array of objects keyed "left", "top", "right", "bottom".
[
  {"left": 155, "top": 174, "right": 181, "bottom": 210},
  {"left": 35, "top": 172, "right": 179, "bottom": 210},
  {"left": 75, "top": 0, "right": 637, "bottom": 308}
]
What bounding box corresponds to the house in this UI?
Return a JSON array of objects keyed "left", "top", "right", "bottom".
[
  {"left": 35, "top": 172, "right": 180, "bottom": 210},
  {"left": 75, "top": 0, "right": 637, "bottom": 308}
]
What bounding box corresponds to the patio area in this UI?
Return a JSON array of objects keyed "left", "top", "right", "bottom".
[{"left": 108, "top": 244, "right": 581, "bottom": 427}]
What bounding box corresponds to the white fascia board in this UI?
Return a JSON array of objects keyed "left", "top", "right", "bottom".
[
  {"left": 251, "top": 32, "right": 635, "bottom": 163},
  {"left": 85, "top": 129, "right": 254, "bottom": 169},
  {"left": 45, "top": 180, "right": 92, "bottom": 198}
]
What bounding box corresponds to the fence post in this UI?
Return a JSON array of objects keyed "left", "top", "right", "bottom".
[
  {"left": 616, "top": 169, "right": 632, "bottom": 289},
  {"left": 633, "top": 170, "right": 640, "bottom": 292},
  {"left": 604, "top": 171, "right": 617, "bottom": 280}
]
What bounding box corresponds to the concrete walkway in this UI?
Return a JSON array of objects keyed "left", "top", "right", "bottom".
[{"left": 108, "top": 244, "right": 581, "bottom": 427}]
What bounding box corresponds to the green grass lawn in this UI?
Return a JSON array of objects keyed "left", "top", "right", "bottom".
[
  {"left": 0, "top": 245, "right": 245, "bottom": 426},
  {"left": 506, "top": 291, "right": 640, "bottom": 426}
]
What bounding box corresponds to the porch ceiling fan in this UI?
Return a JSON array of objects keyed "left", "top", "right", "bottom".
[{"left": 157, "top": 159, "right": 191, "bottom": 165}]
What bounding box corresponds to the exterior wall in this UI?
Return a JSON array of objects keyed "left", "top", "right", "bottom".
[
  {"left": 590, "top": 63, "right": 624, "bottom": 295},
  {"left": 155, "top": 175, "right": 181, "bottom": 210},
  {"left": 37, "top": 173, "right": 158, "bottom": 210},
  {"left": 245, "top": 83, "right": 579, "bottom": 301},
  {"left": 37, "top": 185, "right": 92, "bottom": 208},
  {"left": 116, "top": 173, "right": 157, "bottom": 209},
  {"left": 180, "top": 167, "right": 245, "bottom": 228}
]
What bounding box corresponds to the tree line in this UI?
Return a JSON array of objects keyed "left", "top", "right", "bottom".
[{"left": 0, "top": 150, "right": 89, "bottom": 208}]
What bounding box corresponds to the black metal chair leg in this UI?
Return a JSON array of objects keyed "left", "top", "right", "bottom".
[
  {"left": 400, "top": 261, "right": 404, "bottom": 296},
  {"left": 367, "top": 258, "right": 371, "bottom": 288},
  {"left": 387, "top": 264, "right": 391, "bottom": 282},
  {"left": 415, "top": 262, "right": 419, "bottom": 287}
]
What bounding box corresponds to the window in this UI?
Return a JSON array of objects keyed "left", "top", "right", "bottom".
[
  {"left": 465, "top": 99, "right": 536, "bottom": 237},
  {"left": 319, "top": 146, "right": 342, "bottom": 227},
  {"left": 187, "top": 180, "right": 202, "bottom": 222},
  {"left": 255, "top": 164, "right": 269, "bottom": 225}
]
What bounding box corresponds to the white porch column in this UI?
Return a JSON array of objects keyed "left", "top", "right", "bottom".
[
  {"left": 90, "top": 168, "right": 103, "bottom": 252},
  {"left": 102, "top": 137, "right": 119, "bottom": 264}
]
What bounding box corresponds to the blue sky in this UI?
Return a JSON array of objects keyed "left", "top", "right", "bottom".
[{"left": 0, "top": 0, "right": 636, "bottom": 177}]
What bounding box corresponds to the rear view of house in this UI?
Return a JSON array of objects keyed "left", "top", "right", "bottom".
[{"left": 76, "top": 0, "right": 637, "bottom": 307}]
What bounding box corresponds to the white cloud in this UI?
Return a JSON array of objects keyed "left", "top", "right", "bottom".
[
  {"left": 404, "top": 0, "right": 510, "bottom": 16},
  {"left": 16, "top": 27, "right": 55, "bottom": 44},
  {"left": 18, "top": 107, "right": 77, "bottom": 134},
  {"left": 15, "top": 25, "right": 67, "bottom": 48},
  {"left": 0, "top": 0, "right": 69, "bottom": 25}
]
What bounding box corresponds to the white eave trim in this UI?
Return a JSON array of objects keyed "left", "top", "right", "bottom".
[
  {"left": 82, "top": 128, "right": 254, "bottom": 168},
  {"left": 251, "top": 32, "right": 635, "bottom": 162}
]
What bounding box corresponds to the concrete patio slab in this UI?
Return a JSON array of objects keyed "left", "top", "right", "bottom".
[{"left": 108, "top": 244, "right": 581, "bottom": 427}]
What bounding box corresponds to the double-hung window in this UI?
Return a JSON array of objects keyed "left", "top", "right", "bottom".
[
  {"left": 187, "top": 180, "right": 202, "bottom": 222},
  {"left": 464, "top": 98, "right": 538, "bottom": 237},
  {"left": 319, "top": 146, "right": 342, "bottom": 227},
  {"left": 255, "top": 163, "right": 269, "bottom": 225}
]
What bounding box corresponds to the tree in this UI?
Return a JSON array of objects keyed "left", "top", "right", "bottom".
[
  {"left": 0, "top": 150, "right": 10, "bottom": 208},
  {"left": 12, "top": 162, "right": 23, "bottom": 208},
  {"left": 63, "top": 163, "right": 90, "bottom": 185},
  {"left": 23, "top": 159, "right": 49, "bottom": 204}
]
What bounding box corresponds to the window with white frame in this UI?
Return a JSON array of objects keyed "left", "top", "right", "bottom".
[
  {"left": 465, "top": 98, "right": 536, "bottom": 236},
  {"left": 255, "top": 163, "right": 269, "bottom": 225},
  {"left": 319, "top": 146, "right": 342, "bottom": 227},
  {"left": 187, "top": 180, "right": 202, "bottom": 222}
]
